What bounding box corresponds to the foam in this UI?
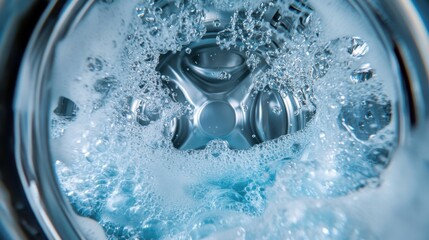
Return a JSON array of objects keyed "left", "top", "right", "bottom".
[
  {"left": 49, "top": 0, "right": 403, "bottom": 239},
  {"left": 309, "top": 0, "right": 399, "bottom": 104}
]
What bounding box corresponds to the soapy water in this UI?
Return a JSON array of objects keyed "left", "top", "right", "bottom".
[{"left": 48, "top": 0, "right": 414, "bottom": 239}]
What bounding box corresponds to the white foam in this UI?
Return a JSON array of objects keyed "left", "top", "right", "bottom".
[
  {"left": 309, "top": 0, "right": 399, "bottom": 104},
  {"left": 49, "top": 0, "right": 404, "bottom": 239}
]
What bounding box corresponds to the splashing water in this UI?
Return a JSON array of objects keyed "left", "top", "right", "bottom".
[{"left": 49, "top": 0, "right": 411, "bottom": 239}]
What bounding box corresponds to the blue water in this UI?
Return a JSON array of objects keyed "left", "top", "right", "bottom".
[{"left": 51, "top": 0, "right": 399, "bottom": 239}]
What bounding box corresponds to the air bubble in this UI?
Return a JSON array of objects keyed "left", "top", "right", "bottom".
[
  {"left": 218, "top": 71, "right": 232, "bottom": 80},
  {"left": 350, "top": 63, "right": 374, "bottom": 84},
  {"left": 338, "top": 101, "right": 391, "bottom": 141},
  {"left": 216, "top": 29, "right": 236, "bottom": 50},
  {"left": 272, "top": 106, "right": 282, "bottom": 115},
  {"left": 348, "top": 37, "right": 369, "bottom": 57}
]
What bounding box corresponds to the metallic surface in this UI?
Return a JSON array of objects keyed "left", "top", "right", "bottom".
[
  {"left": 156, "top": 7, "right": 313, "bottom": 150},
  {"left": 13, "top": 1, "right": 105, "bottom": 239},
  {"left": 379, "top": 0, "right": 429, "bottom": 130},
  {"left": 0, "top": 0, "right": 48, "bottom": 238}
]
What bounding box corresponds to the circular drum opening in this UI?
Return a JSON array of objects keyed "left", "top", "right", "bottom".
[{"left": 12, "top": 0, "right": 428, "bottom": 239}]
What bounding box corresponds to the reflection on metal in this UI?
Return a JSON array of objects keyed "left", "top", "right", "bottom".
[{"left": 148, "top": 4, "right": 315, "bottom": 150}]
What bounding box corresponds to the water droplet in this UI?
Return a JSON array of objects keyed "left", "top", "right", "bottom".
[
  {"left": 348, "top": 37, "right": 369, "bottom": 57},
  {"left": 149, "top": 27, "right": 160, "bottom": 37},
  {"left": 350, "top": 63, "right": 374, "bottom": 84},
  {"left": 185, "top": 47, "right": 192, "bottom": 54},
  {"left": 312, "top": 50, "right": 331, "bottom": 78}
]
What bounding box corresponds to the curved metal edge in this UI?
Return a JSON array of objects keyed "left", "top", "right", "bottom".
[
  {"left": 0, "top": 0, "right": 49, "bottom": 239},
  {"left": 369, "top": 0, "right": 429, "bottom": 136},
  {"left": 0, "top": 183, "right": 26, "bottom": 240},
  {"left": 14, "top": 1, "right": 105, "bottom": 239}
]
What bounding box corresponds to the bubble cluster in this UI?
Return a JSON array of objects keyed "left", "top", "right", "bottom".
[
  {"left": 50, "top": 0, "right": 399, "bottom": 239},
  {"left": 134, "top": 0, "right": 206, "bottom": 53}
]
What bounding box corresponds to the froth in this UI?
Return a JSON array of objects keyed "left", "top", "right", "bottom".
[{"left": 51, "top": 0, "right": 400, "bottom": 239}]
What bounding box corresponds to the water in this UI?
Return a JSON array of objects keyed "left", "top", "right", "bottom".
[{"left": 49, "top": 0, "right": 409, "bottom": 239}]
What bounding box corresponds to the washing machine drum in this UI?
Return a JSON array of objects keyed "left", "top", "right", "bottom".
[{"left": 1, "top": 0, "right": 428, "bottom": 239}]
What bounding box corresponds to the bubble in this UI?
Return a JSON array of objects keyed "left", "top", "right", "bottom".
[
  {"left": 272, "top": 106, "right": 282, "bottom": 115},
  {"left": 338, "top": 100, "right": 392, "bottom": 141},
  {"left": 348, "top": 37, "right": 369, "bottom": 57},
  {"left": 246, "top": 54, "right": 260, "bottom": 71},
  {"left": 218, "top": 71, "right": 232, "bottom": 80},
  {"left": 206, "top": 139, "right": 229, "bottom": 157},
  {"left": 216, "top": 29, "right": 236, "bottom": 50},
  {"left": 350, "top": 63, "right": 375, "bottom": 84},
  {"left": 135, "top": 101, "right": 162, "bottom": 126},
  {"left": 95, "top": 137, "right": 110, "bottom": 152},
  {"left": 312, "top": 50, "right": 331, "bottom": 79}
]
